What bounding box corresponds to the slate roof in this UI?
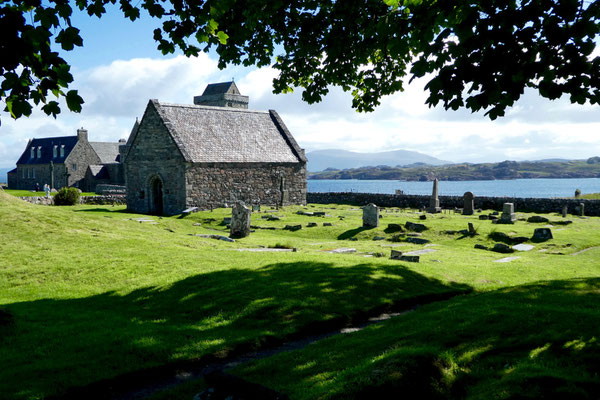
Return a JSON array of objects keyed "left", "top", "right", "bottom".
[
  {"left": 16, "top": 136, "right": 77, "bottom": 165},
  {"left": 201, "top": 81, "right": 240, "bottom": 96},
  {"left": 150, "top": 101, "right": 306, "bottom": 164},
  {"left": 87, "top": 165, "right": 110, "bottom": 179},
  {"left": 90, "top": 142, "right": 121, "bottom": 163}
]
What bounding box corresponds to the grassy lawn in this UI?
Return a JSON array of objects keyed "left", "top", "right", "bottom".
[
  {"left": 1, "top": 189, "right": 600, "bottom": 399},
  {"left": 3, "top": 189, "right": 97, "bottom": 197},
  {"left": 579, "top": 193, "right": 600, "bottom": 200}
]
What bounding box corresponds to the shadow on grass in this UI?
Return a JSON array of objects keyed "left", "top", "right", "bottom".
[
  {"left": 0, "top": 261, "right": 470, "bottom": 400},
  {"left": 73, "top": 207, "right": 131, "bottom": 214},
  {"left": 235, "top": 278, "right": 600, "bottom": 400},
  {"left": 337, "top": 227, "right": 369, "bottom": 240}
]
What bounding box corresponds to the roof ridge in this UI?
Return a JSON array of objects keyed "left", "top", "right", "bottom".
[{"left": 157, "top": 102, "right": 268, "bottom": 114}]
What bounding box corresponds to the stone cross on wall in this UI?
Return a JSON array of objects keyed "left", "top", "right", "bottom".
[
  {"left": 427, "top": 179, "right": 441, "bottom": 213},
  {"left": 363, "top": 203, "right": 379, "bottom": 228},
  {"left": 462, "top": 192, "right": 474, "bottom": 215},
  {"left": 230, "top": 201, "right": 251, "bottom": 238}
]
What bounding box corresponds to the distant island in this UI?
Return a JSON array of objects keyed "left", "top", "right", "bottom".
[{"left": 308, "top": 158, "right": 600, "bottom": 181}]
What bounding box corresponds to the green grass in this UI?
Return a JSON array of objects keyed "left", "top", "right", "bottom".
[
  {"left": 3, "top": 189, "right": 96, "bottom": 197},
  {"left": 1, "top": 190, "right": 600, "bottom": 399},
  {"left": 234, "top": 278, "right": 600, "bottom": 399},
  {"left": 579, "top": 193, "right": 600, "bottom": 200}
]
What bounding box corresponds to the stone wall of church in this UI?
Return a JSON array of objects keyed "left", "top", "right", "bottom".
[
  {"left": 124, "top": 105, "right": 187, "bottom": 215},
  {"left": 185, "top": 162, "right": 307, "bottom": 209}
]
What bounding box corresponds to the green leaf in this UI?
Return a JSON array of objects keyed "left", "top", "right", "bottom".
[
  {"left": 216, "top": 31, "right": 229, "bottom": 45},
  {"left": 65, "top": 90, "right": 84, "bottom": 113},
  {"left": 42, "top": 101, "right": 61, "bottom": 118}
]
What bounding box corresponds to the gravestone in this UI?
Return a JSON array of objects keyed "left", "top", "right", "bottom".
[
  {"left": 427, "top": 179, "right": 442, "bottom": 213},
  {"left": 579, "top": 202, "right": 585, "bottom": 217},
  {"left": 230, "top": 202, "right": 251, "bottom": 238},
  {"left": 363, "top": 203, "right": 379, "bottom": 228},
  {"left": 562, "top": 205, "right": 568, "bottom": 218},
  {"left": 532, "top": 228, "right": 553, "bottom": 242},
  {"left": 499, "top": 203, "right": 516, "bottom": 224},
  {"left": 462, "top": 192, "right": 475, "bottom": 215},
  {"left": 468, "top": 222, "right": 476, "bottom": 234}
]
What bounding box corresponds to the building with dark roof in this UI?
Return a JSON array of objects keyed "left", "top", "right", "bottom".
[
  {"left": 8, "top": 128, "right": 125, "bottom": 191},
  {"left": 124, "top": 82, "right": 307, "bottom": 215}
]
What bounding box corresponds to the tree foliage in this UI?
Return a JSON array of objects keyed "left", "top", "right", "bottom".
[{"left": 1, "top": 0, "right": 599, "bottom": 124}]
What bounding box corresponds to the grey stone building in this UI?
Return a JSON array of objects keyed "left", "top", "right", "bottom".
[
  {"left": 124, "top": 81, "right": 307, "bottom": 215},
  {"left": 8, "top": 128, "right": 124, "bottom": 191}
]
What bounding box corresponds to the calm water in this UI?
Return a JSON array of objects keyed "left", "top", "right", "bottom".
[{"left": 308, "top": 178, "right": 600, "bottom": 198}]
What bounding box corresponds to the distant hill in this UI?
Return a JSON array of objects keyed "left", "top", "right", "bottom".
[
  {"left": 0, "top": 168, "right": 12, "bottom": 184},
  {"left": 308, "top": 158, "right": 600, "bottom": 181},
  {"left": 306, "top": 149, "right": 450, "bottom": 172}
]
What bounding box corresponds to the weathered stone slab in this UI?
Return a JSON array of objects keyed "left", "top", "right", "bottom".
[
  {"left": 527, "top": 215, "right": 549, "bottom": 223},
  {"left": 363, "top": 203, "right": 379, "bottom": 228},
  {"left": 479, "top": 214, "right": 489, "bottom": 220},
  {"left": 494, "top": 256, "right": 521, "bottom": 263},
  {"left": 230, "top": 202, "right": 251, "bottom": 238},
  {"left": 474, "top": 244, "right": 488, "bottom": 250},
  {"left": 195, "top": 234, "right": 235, "bottom": 242},
  {"left": 284, "top": 224, "right": 302, "bottom": 231},
  {"left": 512, "top": 244, "right": 535, "bottom": 251},
  {"left": 326, "top": 248, "right": 356, "bottom": 254},
  {"left": 373, "top": 236, "right": 386, "bottom": 241},
  {"left": 181, "top": 207, "right": 199, "bottom": 216},
  {"left": 235, "top": 248, "right": 295, "bottom": 252},
  {"left": 307, "top": 222, "right": 318, "bottom": 227},
  {"left": 323, "top": 222, "right": 333, "bottom": 226},
  {"left": 390, "top": 250, "right": 420, "bottom": 262},
  {"left": 406, "top": 237, "right": 430, "bottom": 245},
  {"left": 404, "top": 249, "right": 436, "bottom": 256}
]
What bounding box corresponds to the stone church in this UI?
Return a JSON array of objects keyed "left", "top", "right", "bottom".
[{"left": 123, "top": 82, "right": 307, "bottom": 215}]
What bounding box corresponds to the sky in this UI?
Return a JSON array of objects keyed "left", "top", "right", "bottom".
[{"left": 1, "top": 6, "right": 600, "bottom": 168}]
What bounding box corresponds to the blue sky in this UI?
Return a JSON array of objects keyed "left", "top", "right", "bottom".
[{"left": 1, "top": 7, "right": 600, "bottom": 168}]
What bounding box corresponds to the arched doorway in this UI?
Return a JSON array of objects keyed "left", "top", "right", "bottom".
[{"left": 149, "top": 176, "right": 164, "bottom": 215}]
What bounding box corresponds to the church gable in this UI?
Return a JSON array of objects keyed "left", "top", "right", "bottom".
[{"left": 125, "top": 100, "right": 186, "bottom": 164}]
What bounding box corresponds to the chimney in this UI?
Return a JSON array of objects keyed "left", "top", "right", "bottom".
[{"left": 77, "top": 127, "right": 88, "bottom": 142}]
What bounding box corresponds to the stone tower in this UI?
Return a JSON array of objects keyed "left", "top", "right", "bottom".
[{"left": 193, "top": 81, "right": 249, "bottom": 109}]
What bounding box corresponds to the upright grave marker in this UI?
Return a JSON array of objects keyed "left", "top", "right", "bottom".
[
  {"left": 499, "top": 203, "right": 516, "bottom": 224},
  {"left": 230, "top": 201, "right": 251, "bottom": 238},
  {"left": 463, "top": 192, "right": 474, "bottom": 215},
  {"left": 363, "top": 203, "right": 379, "bottom": 228},
  {"left": 427, "top": 179, "right": 442, "bottom": 213}
]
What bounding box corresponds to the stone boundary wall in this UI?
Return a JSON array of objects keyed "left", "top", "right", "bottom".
[
  {"left": 18, "top": 195, "right": 126, "bottom": 206},
  {"left": 95, "top": 184, "right": 126, "bottom": 195},
  {"left": 18, "top": 196, "right": 54, "bottom": 205},
  {"left": 80, "top": 195, "right": 126, "bottom": 205},
  {"left": 307, "top": 192, "right": 600, "bottom": 216}
]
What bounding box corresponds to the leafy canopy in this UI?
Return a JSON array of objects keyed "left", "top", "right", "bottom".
[{"left": 1, "top": 0, "right": 599, "bottom": 124}]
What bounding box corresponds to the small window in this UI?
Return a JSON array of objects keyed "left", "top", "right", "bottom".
[
  {"left": 37, "top": 146, "right": 42, "bottom": 158},
  {"left": 72, "top": 164, "right": 77, "bottom": 171},
  {"left": 30, "top": 147, "right": 35, "bottom": 158},
  {"left": 53, "top": 145, "right": 57, "bottom": 158},
  {"left": 27, "top": 168, "right": 30, "bottom": 178},
  {"left": 60, "top": 145, "right": 65, "bottom": 157},
  {"left": 32, "top": 168, "right": 35, "bottom": 179}
]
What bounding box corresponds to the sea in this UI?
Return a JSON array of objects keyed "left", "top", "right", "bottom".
[{"left": 307, "top": 178, "right": 600, "bottom": 198}]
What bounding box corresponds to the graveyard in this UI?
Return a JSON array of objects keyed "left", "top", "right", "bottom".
[{"left": 1, "top": 189, "right": 600, "bottom": 399}]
